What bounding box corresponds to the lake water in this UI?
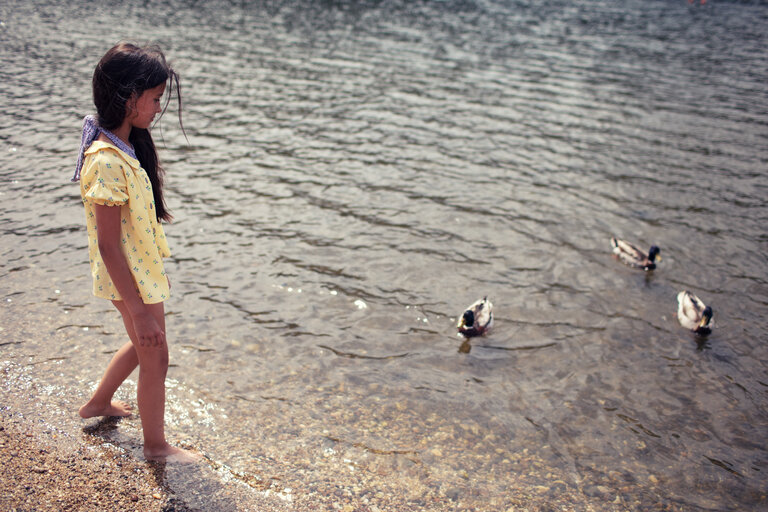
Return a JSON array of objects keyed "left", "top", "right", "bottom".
[{"left": 1, "top": 0, "right": 767, "bottom": 510}]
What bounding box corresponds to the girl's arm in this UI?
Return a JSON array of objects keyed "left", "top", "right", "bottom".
[{"left": 94, "top": 203, "right": 166, "bottom": 347}]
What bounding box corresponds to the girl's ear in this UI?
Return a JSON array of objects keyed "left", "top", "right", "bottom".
[{"left": 126, "top": 92, "right": 139, "bottom": 118}]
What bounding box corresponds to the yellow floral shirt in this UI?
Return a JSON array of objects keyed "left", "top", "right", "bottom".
[{"left": 80, "top": 141, "right": 171, "bottom": 304}]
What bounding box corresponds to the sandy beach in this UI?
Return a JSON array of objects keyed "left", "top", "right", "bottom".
[
  {"left": 0, "top": 407, "right": 296, "bottom": 512},
  {"left": 0, "top": 412, "right": 166, "bottom": 511}
]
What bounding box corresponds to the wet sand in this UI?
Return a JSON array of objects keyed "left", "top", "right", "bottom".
[
  {"left": 0, "top": 412, "right": 165, "bottom": 511},
  {"left": 0, "top": 404, "right": 295, "bottom": 512}
]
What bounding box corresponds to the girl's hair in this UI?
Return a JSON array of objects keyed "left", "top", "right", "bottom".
[{"left": 92, "top": 42, "right": 183, "bottom": 222}]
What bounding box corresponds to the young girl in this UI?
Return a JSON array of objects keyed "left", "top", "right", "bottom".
[{"left": 73, "top": 42, "right": 195, "bottom": 462}]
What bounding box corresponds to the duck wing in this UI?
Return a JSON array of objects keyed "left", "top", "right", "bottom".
[
  {"left": 474, "top": 298, "right": 493, "bottom": 329},
  {"left": 611, "top": 237, "right": 654, "bottom": 268},
  {"left": 677, "top": 291, "right": 706, "bottom": 330},
  {"left": 611, "top": 238, "right": 646, "bottom": 261}
]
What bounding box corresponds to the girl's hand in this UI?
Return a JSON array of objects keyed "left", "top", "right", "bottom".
[{"left": 132, "top": 310, "right": 166, "bottom": 347}]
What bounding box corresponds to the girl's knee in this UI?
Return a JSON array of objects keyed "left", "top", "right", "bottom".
[{"left": 137, "top": 348, "right": 169, "bottom": 375}]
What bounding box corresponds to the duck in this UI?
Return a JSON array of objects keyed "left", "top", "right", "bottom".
[
  {"left": 676, "top": 290, "right": 713, "bottom": 335},
  {"left": 457, "top": 297, "right": 493, "bottom": 337},
  {"left": 610, "top": 237, "right": 661, "bottom": 270}
]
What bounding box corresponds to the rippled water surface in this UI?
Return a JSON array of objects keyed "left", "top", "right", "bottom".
[{"left": 1, "top": 0, "right": 767, "bottom": 510}]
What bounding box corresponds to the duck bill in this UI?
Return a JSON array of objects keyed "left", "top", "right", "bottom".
[{"left": 698, "top": 317, "right": 710, "bottom": 329}]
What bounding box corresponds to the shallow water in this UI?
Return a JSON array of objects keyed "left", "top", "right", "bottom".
[{"left": 1, "top": 0, "right": 767, "bottom": 509}]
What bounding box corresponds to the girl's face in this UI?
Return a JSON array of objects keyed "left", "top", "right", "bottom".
[{"left": 128, "top": 83, "right": 166, "bottom": 129}]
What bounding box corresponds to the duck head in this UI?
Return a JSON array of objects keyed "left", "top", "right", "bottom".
[
  {"left": 694, "top": 306, "right": 713, "bottom": 335},
  {"left": 642, "top": 246, "right": 662, "bottom": 270},
  {"left": 699, "top": 306, "right": 713, "bottom": 328},
  {"left": 648, "top": 245, "right": 661, "bottom": 262},
  {"left": 459, "top": 310, "right": 475, "bottom": 330}
]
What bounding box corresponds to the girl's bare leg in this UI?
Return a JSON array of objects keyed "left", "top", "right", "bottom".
[
  {"left": 111, "top": 300, "right": 197, "bottom": 462},
  {"left": 79, "top": 340, "right": 137, "bottom": 418}
]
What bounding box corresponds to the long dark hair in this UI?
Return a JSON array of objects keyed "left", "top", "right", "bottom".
[{"left": 92, "top": 42, "right": 183, "bottom": 222}]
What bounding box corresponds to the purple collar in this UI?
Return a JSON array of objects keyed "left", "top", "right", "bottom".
[{"left": 72, "top": 115, "right": 137, "bottom": 182}]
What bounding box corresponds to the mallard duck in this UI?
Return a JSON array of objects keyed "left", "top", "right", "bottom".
[
  {"left": 677, "top": 290, "right": 713, "bottom": 335},
  {"left": 610, "top": 237, "right": 661, "bottom": 270},
  {"left": 457, "top": 297, "right": 493, "bottom": 337}
]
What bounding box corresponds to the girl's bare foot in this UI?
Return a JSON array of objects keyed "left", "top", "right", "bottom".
[
  {"left": 78, "top": 400, "right": 132, "bottom": 418},
  {"left": 144, "top": 443, "right": 200, "bottom": 464}
]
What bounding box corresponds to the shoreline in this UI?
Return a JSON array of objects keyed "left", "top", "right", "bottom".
[
  {"left": 0, "top": 405, "right": 293, "bottom": 512},
  {"left": 0, "top": 408, "right": 421, "bottom": 512},
  {"left": 0, "top": 411, "right": 166, "bottom": 511}
]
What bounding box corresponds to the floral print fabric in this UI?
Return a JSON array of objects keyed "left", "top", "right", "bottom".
[{"left": 80, "top": 141, "right": 171, "bottom": 304}]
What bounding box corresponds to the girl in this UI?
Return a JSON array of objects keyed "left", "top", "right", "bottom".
[{"left": 73, "top": 42, "right": 195, "bottom": 462}]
